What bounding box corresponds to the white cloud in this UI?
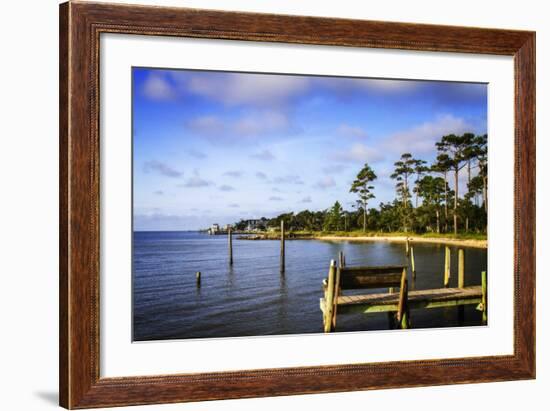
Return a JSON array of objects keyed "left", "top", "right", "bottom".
[
  {"left": 143, "top": 160, "right": 182, "bottom": 178},
  {"left": 332, "top": 143, "right": 384, "bottom": 163},
  {"left": 337, "top": 124, "right": 368, "bottom": 139},
  {"left": 322, "top": 164, "right": 347, "bottom": 174},
  {"left": 141, "top": 73, "right": 176, "bottom": 101},
  {"left": 185, "top": 115, "right": 224, "bottom": 137},
  {"left": 233, "top": 111, "right": 291, "bottom": 137},
  {"left": 357, "top": 78, "right": 420, "bottom": 92},
  {"left": 186, "top": 148, "right": 207, "bottom": 159},
  {"left": 185, "top": 110, "right": 294, "bottom": 140},
  {"left": 383, "top": 114, "right": 472, "bottom": 155},
  {"left": 301, "top": 196, "right": 312, "bottom": 203},
  {"left": 316, "top": 77, "right": 421, "bottom": 96},
  {"left": 223, "top": 170, "right": 243, "bottom": 178},
  {"left": 181, "top": 169, "right": 212, "bottom": 188},
  {"left": 314, "top": 176, "right": 336, "bottom": 189},
  {"left": 219, "top": 185, "right": 235, "bottom": 192},
  {"left": 250, "top": 149, "right": 275, "bottom": 161},
  {"left": 182, "top": 177, "right": 212, "bottom": 188},
  {"left": 272, "top": 175, "right": 304, "bottom": 185},
  {"left": 181, "top": 72, "right": 310, "bottom": 107},
  {"left": 269, "top": 196, "right": 284, "bottom": 201},
  {"left": 255, "top": 171, "right": 267, "bottom": 179}
]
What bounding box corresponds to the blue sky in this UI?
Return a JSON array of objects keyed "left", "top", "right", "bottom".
[{"left": 133, "top": 67, "right": 487, "bottom": 231}]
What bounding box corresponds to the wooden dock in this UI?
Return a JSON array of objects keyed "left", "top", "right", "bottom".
[
  {"left": 320, "top": 244, "right": 487, "bottom": 332},
  {"left": 321, "top": 285, "right": 483, "bottom": 315}
]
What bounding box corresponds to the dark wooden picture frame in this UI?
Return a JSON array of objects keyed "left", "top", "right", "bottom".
[{"left": 59, "top": 1, "right": 535, "bottom": 408}]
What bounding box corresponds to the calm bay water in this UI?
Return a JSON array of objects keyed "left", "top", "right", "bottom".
[{"left": 133, "top": 231, "right": 487, "bottom": 341}]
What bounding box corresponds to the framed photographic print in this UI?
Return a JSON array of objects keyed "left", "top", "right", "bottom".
[{"left": 59, "top": 1, "right": 535, "bottom": 408}]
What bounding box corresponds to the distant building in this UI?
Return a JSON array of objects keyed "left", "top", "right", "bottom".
[
  {"left": 208, "top": 223, "right": 220, "bottom": 235},
  {"left": 244, "top": 219, "right": 267, "bottom": 231}
]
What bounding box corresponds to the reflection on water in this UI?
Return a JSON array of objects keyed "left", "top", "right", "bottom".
[{"left": 133, "top": 231, "right": 487, "bottom": 341}]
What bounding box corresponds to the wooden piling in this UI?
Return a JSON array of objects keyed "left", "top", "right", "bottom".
[
  {"left": 481, "top": 270, "right": 487, "bottom": 323},
  {"left": 338, "top": 251, "right": 345, "bottom": 268},
  {"left": 324, "top": 260, "right": 337, "bottom": 332},
  {"left": 196, "top": 271, "right": 201, "bottom": 286},
  {"left": 410, "top": 246, "right": 416, "bottom": 279},
  {"left": 458, "top": 248, "right": 465, "bottom": 288},
  {"left": 280, "top": 220, "right": 285, "bottom": 273},
  {"left": 398, "top": 267, "right": 409, "bottom": 329},
  {"left": 331, "top": 265, "right": 342, "bottom": 330},
  {"left": 334, "top": 251, "right": 344, "bottom": 329},
  {"left": 405, "top": 238, "right": 410, "bottom": 256},
  {"left": 457, "top": 248, "right": 465, "bottom": 321},
  {"left": 228, "top": 226, "right": 233, "bottom": 265},
  {"left": 444, "top": 246, "right": 451, "bottom": 287}
]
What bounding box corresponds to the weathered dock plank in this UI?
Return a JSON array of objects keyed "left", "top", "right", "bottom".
[{"left": 320, "top": 286, "right": 482, "bottom": 315}]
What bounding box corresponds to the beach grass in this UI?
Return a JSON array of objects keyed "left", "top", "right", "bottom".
[{"left": 251, "top": 230, "right": 487, "bottom": 241}]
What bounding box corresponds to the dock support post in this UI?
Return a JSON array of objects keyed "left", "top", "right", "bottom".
[
  {"left": 228, "top": 227, "right": 233, "bottom": 265},
  {"left": 338, "top": 251, "right": 345, "bottom": 268},
  {"left": 410, "top": 246, "right": 416, "bottom": 279},
  {"left": 457, "top": 248, "right": 465, "bottom": 322},
  {"left": 398, "top": 267, "right": 409, "bottom": 329},
  {"left": 458, "top": 249, "right": 465, "bottom": 288},
  {"left": 481, "top": 270, "right": 487, "bottom": 324},
  {"left": 444, "top": 246, "right": 451, "bottom": 287},
  {"left": 280, "top": 220, "right": 285, "bottom": 273},
  {"left": 196, "top": 271, "right": 201, "bottom": 286},
  {"left": 405, "top": 238, "right": 410, "bottom": 256},
  {"left": 324, "top": 260, "right": 337, "bottom": 332}
]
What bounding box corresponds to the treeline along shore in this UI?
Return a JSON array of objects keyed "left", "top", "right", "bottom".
[
  {"left": 227, "top": 132, "right": 487, "bottom": 248},
  {"left": 237, "top": 231, "right": 487, "bottom": 249}
]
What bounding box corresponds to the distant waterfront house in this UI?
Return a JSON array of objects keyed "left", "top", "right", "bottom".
[
  {"left": 208, "top": 223, "right": 220, "bottom": 235},
  {"left": 245, "top": 219, "right": 265, "bottom": 231}
]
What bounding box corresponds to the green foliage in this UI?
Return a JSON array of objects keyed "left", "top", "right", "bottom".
[
  {"left": 350, "top": 163, "right": 377, "bottom": 231},
  {"left": 324, "top": 201, "right": 344, "bottom": 231},
  {"left": 233, "top": 132, "right": 487, "bottom": 236}
]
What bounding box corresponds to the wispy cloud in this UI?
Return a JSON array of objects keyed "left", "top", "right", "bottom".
[
  {"left": 223, "top": 170, "right": 243, "bottom": 178},
  {"left": 313, "top": 176, "right": 336, "bottom": 189},
  {"left": 322, "top": 164, "right": 347, "bottom": 174},
  {"left": 272, "top": 175, "right": 304, "bottom": 185},
  {"left": 301, "top": 196, "right": 312, "bottom": 203},
  {"left": 181, "top": 169, "right": 212, "bottom": 188},
  {"left": 269, "top": 196, "right": 284, "bottom": 201},
  {"left": 174, "top": 71, "right": 311, "bottom": 107},
  {"left": 185, "top": 110, "right": 295, "bottom": 140},
  {"left": 337, "top": 124, "right": 368, "bottom": 139},
  {"left": 185, "top": 115, "right": 224, "bottom": 137},
  {"left": 382, "top": 114, "right": 472, "bottom": 155},
  {"left": 250, "top": 149, "right": 275, "bottom": 161},
  {"left": 318, "top": 77, "right": 421, "bottom": 96},
  {"left": 331, "top": 143, "right": 384, "bottom": 164},
  {"left": 256, "top": 171, "right": 267, "bottom": 179},
  {"left": 228, "top": 203, "right": 240, "bottom": 208},
  {"left": 233, "top": 110, "right": 293, "bottom": 137},
  {"left": 186, "top": 148, "right": 207, "bottom": 159},
  {"left": 141, "top": 73, "right": 176, "bottom": 101},
  {"left": 219, "top": 185, "right": 235, "bottom": 192},
  {"left": 154, "top": 190, "right": 164, "bottom": 195},
  {"left": 143, "top": 160, "right": 182, "bottom": 178}
]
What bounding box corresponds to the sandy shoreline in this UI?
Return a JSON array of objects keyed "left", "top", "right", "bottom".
[
  {"left": 238, "top": 233, "right": 487, "bottom": 248},
  {"left": 318, "top": 235, "right": 487, "bottom": 249}
]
